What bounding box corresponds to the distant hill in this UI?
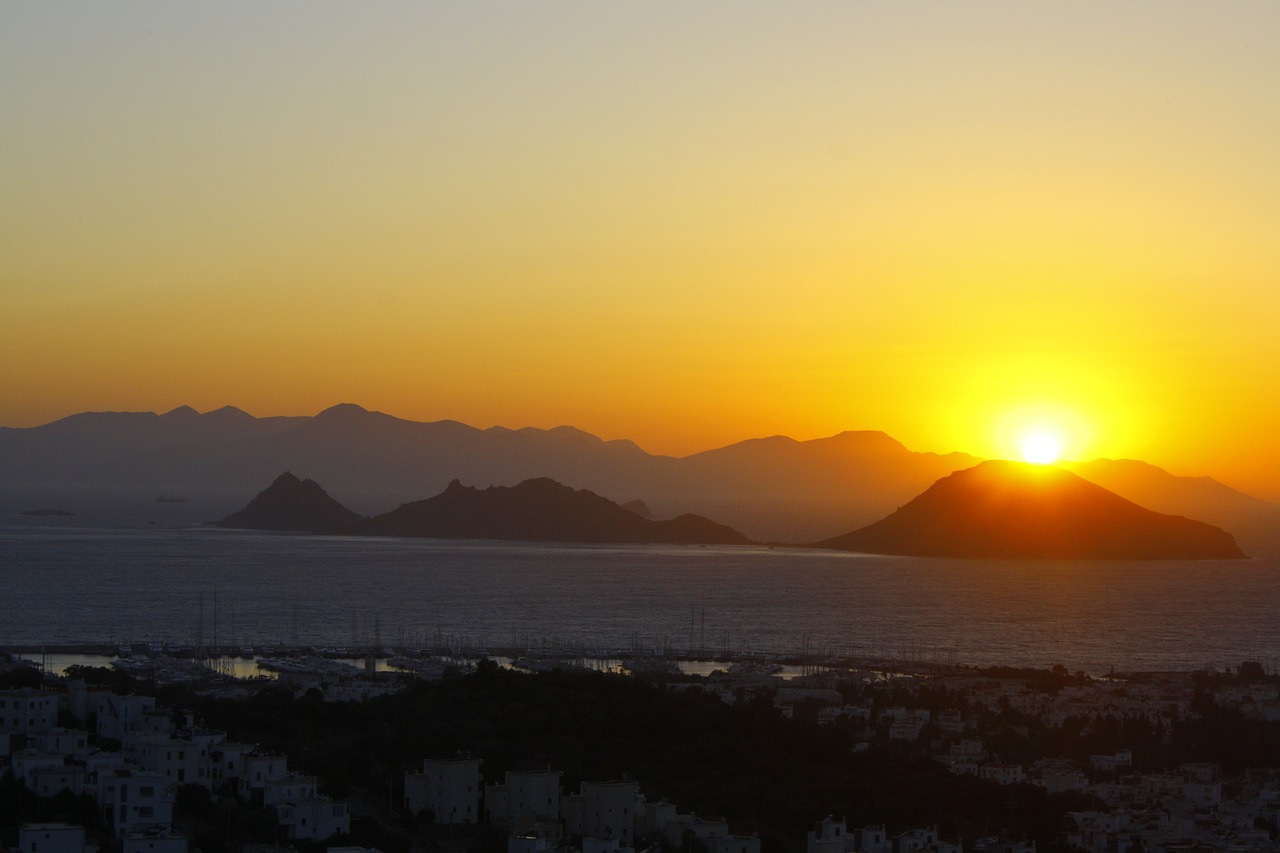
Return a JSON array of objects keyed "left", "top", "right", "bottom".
[
  {"left": 216, "top": 472, "right": 363, "bottom": 532},
  {"left": 621, "top": 499, "right": 654, "bottom": 519},
  {"left": 817, "top": 460, "right": 1248, "bottom": 560},
  {"left": 1064, "top": 458, "right": 1280, "bottom": 558},
  {"left": 219, "top": 474, "right": 751, "bottom": 546},
  {"left": 4, "top": 403, "right": 1277, "bottom": 552}
]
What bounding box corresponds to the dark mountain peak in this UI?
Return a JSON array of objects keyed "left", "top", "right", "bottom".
[
  {"left": 315, "top": 402, "right": 372, "bottom": 419},
  {"left": 689, "top": 429, "right": 918, "bottom": 465},
  {"left": 829, "top": 430, "right": 910, "bottom": 452},
  {"left": 161, "top": 405, "right": 200, "bottom": 419},
  {"left": 622, "top": 499, "right": 654, "bottom": 519},
  {"left": 305, "top": 404, "right": 417, "bottom": 437},
  {"left": 543, "top": 425, "right": 596, "bottom": 441},
  {"left": 217, "top": 471, "right": 361, "bottom": 533},
  {"left": 368, "top": 476, "right": 749, "bottom": 545},
  {"left": 506, "top": 425, "right": 651, "bottom": 457},
  {"left": 686, "top": 434, "right": 797, "bottom": 461},
  {"left": 206, "top": 405, "right": 253, "bottom": 421},
  {"left": 515, "top": 476, "right": 575, "bottom": 494},
  {"left": 1068, "top": 457, "right": 1269, "bottom": 505},
  {"left": 818, "top": 460, "right": 1246, "bottom": 559},
  {"left": 957, "top": 458, "right": 1072, "bottom": 483}
]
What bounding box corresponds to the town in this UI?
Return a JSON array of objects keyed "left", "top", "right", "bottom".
[{"left": 3, "top": 650, "right": 1279, "bottom": 853}]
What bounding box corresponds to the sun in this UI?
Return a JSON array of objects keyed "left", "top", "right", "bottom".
[
  {"left": 1021, "top": 433, "right": 1061, "bottom": 465},
  {"left": 993, "top": 404, "right": 1083, "bottom": 463}
]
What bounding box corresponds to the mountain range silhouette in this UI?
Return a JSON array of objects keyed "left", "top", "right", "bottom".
[
  {"left": 220, "top": 462, "right": 1245, "bottom": 559},
  {"left": 217, "top": 472, "right": 750, "bottom": 546},
  {"left": 3, "top": 403, "right": 1276, "bottom": 555}
]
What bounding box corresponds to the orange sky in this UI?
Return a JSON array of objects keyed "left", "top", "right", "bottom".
[{"left": 2, "top": 2, "right": 1278, "bottom": 499}]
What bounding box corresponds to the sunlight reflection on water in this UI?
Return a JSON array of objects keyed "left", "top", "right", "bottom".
[{"left": 2, "top": 526, "right": 1276, "bottom": 674}]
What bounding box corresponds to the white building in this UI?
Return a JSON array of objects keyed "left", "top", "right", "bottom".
[
  {"left": 62, "top": 680, "right": 105, "bottom": 725},
  {"left": 0, "top": 689, "right": 58, "bottom": 733},
  {"left": 31, "top": 764, "right": 85, "bottom": 798},
  {"left": 263, "top": 773, "right": 318, "bottom": 807},
  {"left": 98, "top": 770, "right": 174, "bottom": 836},
  {"left": 209, "top": 741, "right": 255, "bottom": 788},
  {"left": 19, "top": 823, "right": 90, "bottom": 853},
  {"left": 852, "top": 825, "right": 892, "bottom": 853},
  {"left": 889, "top": 718, "right": 927, "bottom": 741},
  {"left": 276, "top": 799, "right": 350, "bottom": 840},
  {"left": 582, "top": 838, "right": 631, "bottom": 853},
  {"left": 135, "top": 735, "right": 212, "bottom": 789},
  {"left": 30, "top": 729, "right": 91, "bottom": 758},
  {"left": 807, "top": 817, "right": 851, "bottom": 853},
  {"left": 658, "top": 815, "right": 728, "bottom": 848},
  {"left": 950, "top": 740, "right": 985, "bottom": 759},
  {"left": 896, "top": 827, "right": 961, "bottom": 853},
  {"left": 176, "top": 726, "right": 224, "bottom": 749},
  {"left": 240, "top": 753, "right": 289, "bottom": 801},
  {"left": 979, "top": 764, "right": 1025, "bottom": 786},
  {"left": 641, "top": 800, "right": 679, "bottom": 837},
  {"left": 135, "top": 710, "right": 176, "bottom": 742},
  {"left": 708, "top": 836, "right": 760, "bottom": 853},
  {"left": 580, "top": 780, "right": 641, "bottom": 845},
  {"left": 404, "top": 758, "right": 481, "bottom": 824},
  {"left": 1030, "top": 760, "right": 1088, "bottom": 794},
  {"left": 486, "top": 769, "right": 562, "bottom": 824},
  {"left": 1089, "top": 751, "right": 1132, "bottom": 773},
  {"left": 1182, "top": 780, "right": 1222, "bottom": 808},
  {"left": 94, "top": 695, "right": 157, "bottom": 743},
  {"left": 12, "top": 752, "right": 68, "bottom": 789},
  {"left": 121, "top": 832, "right": 188, "bottom": 853}
]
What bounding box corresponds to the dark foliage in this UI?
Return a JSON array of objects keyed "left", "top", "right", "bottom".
[
  {"left": 0, "top": 773, "right": 106, "bottom": 849},
  {"left": 0, "top": 665, "right": 43, "bottom": 690},
  {"left": 163, "top": 666, "right": 1094, "bottom": 853}
]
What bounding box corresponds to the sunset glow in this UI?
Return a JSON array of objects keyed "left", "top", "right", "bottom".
[
  {"left": 2, "top": 2, "right": 1279, "bottom": 500},
  {"left": 1022, "top": 434, "right": 1062, "bottom": 465}
]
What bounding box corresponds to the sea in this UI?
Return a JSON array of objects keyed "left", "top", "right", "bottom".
[{"left": 2, "top": 524, "right": 1278, "bottom": 676}]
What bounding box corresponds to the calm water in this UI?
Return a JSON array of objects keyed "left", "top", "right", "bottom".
[{"left": 2, "top": 525, "right": 1277, "bottom": 674}]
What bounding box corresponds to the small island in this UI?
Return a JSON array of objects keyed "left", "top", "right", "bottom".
[
  {"left": 217, "top": 472, "right": 752, "bottom": 546},
  {"left": 816, "top": 460, "right": 1247, "bottom": 560}
]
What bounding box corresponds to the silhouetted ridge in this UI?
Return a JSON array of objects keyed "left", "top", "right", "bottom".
[
  {"left": 817, "top": 460, "right": 1247, "bottom": 560},
  {"left": 217, "top": 471, "right": 362, "bottom": 532},
  {"left": 217, "top": 474, "right": 749, "bottom": 544},
  {"left": 7, "top": 403, "right": 1275, "bottom": 554},
  {"left": 622, "top": 499, "right": 654, "bottom": 519},
  {"left": 366, "top": 477, "right": 749, "bottom": 544}
]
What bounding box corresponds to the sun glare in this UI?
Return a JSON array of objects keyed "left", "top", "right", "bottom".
[{"left": 1022, "top": 433, "right": 1061, "bottom": 465}]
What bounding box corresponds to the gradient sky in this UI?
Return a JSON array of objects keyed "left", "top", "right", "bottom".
[{"left": 3, "top": 2, "right": 1278, "bottom": 498}]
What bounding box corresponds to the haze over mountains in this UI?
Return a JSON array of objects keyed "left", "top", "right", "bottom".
[{"left": 2, "top": 403, "right": 1277, "bottom": 555}]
